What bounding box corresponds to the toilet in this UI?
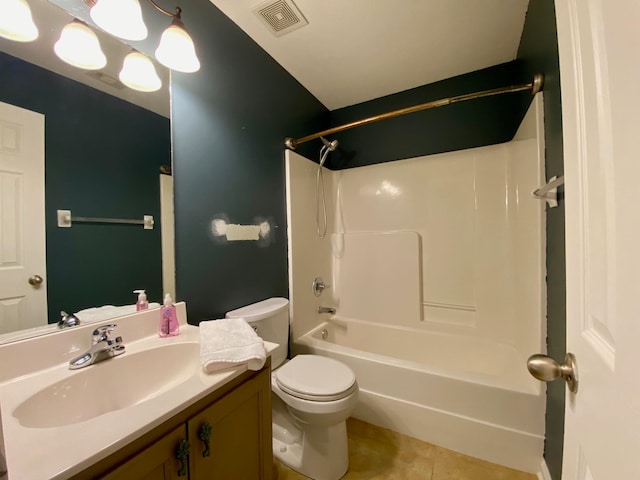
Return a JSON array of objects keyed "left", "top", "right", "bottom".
[{"left": 226, "top": 297, "right": 358, "bottom": 480}]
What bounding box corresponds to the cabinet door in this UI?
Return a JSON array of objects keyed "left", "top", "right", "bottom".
[
  {"left": 100, "top": 425, "right": 189, "bottom": 480},
  {"left": 188, "top": 368, "right": 272, "bottom": 480}
]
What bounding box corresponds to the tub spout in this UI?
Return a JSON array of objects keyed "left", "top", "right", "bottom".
[{"left": 317, "top": 306, "right": 336, "bottom": 315}]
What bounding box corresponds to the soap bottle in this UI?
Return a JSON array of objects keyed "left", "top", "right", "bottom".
[
  {"left": 134, "top": 290, "right": 148, "bottom": 311},
  {"left": 159, "top": 293, "right": 179, "bottom": 337}
]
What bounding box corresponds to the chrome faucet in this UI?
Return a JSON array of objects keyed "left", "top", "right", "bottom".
[
  {"left": 317, "top": 306, "right": 336, "bottom": 315},
  {"left": 69, "top": 324, "right": 125, "bottom": 370},
  {"left": 58, "top": 310, "right": 80, "bottom": 329}
]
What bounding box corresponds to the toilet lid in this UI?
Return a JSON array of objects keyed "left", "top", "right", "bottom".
[{"left": 275, "top": 355, "right": 356, "bottom": 401}]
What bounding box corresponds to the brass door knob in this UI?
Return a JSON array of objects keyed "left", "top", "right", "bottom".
[
  {"left": 28, "top": 275, "right": 43, "bottom": 286},
  {"left": 527, "top": 352, "right": 578, "bottom": 393}
]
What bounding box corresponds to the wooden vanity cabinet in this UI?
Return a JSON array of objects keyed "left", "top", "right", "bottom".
[
  {"left": 188, "top": 367, "right": 272, "bottom": 480},
  {"left": 72, "top": 362, "right": 272, "bottom": 480},
  {"left": 100, "top": 425, "right": 186, "bottom": 480}
]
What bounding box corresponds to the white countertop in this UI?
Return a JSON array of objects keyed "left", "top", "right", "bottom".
[{"left": 0, "top": 307, "right": 276, "bottom": 480}]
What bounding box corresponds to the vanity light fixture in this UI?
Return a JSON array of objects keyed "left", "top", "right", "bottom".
[
  {"left": 0, "top": 0, "right": 38, "bottom": 42},
  {"left": 89, "top": 0, "right": 147, "bottom": 41},
  {"left": 88, "top": 0, "right": 200, "bottom": 73},
  {"left": 119, "top": 50, "right": 162, "bottom": 92},
  {"left": 54, "top": 20, "right": 107, "bottom": 70},
  {"left": 154, "top": 11, "right": 200, "bottom": 73}
]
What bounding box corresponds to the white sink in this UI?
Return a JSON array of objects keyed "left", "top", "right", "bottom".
[
  {"left": 12, "top": 342, "right": 199, "bottom": 428},
  {"left": 0, "top": 309, "right": 280, "bottom": 480}
]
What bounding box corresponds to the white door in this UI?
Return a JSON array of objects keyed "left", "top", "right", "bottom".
[
  {"left": 0, "top": 101, "right": 46, "bottom": 334},
  {"left": 556, "top": 0, "right": 640, "bottom": 478}
]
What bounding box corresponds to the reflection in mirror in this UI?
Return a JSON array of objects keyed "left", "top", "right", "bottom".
[{"left": 0, "top": 0, "right": 173, "bottom": 344}]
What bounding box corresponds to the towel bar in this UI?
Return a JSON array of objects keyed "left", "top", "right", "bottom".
[{"left": 57, "top": 210, "right": 154, "bottom": 229}]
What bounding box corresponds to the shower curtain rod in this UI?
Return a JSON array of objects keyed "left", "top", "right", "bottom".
[{"left": 284, "top": 73, "right": 544, "bottom": 150}]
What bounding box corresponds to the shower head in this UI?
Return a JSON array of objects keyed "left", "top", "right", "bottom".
[{"left": 320, "top": 137, "right": 338, "bottom": 152}]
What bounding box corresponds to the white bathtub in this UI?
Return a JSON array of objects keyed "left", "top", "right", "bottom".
[{"left": 292, "top": 318, "right": 545, "bottom": 474}]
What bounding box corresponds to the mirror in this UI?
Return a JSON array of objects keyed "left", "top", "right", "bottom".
[{"left": 0, "top": 0, "right": 173, "bottom": 343}]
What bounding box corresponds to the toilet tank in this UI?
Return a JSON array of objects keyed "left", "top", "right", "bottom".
[{"left": 225, "top": 297, "right": 289, "bottom": 368}]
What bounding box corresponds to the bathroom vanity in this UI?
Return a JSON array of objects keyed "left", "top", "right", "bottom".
[
  {"left": 78, "top": 364, "right": 272, "bottom": 480},
  {"left": 0, "top": 305, "right": 274, "bottom": 480}
]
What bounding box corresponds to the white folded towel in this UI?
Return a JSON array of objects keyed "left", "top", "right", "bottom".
[
  {"left": 199, "top": 318, "right": 266, "bottom": 373},
  {"left": 75, "top": 303, "right": 161, "bottom": 323}
]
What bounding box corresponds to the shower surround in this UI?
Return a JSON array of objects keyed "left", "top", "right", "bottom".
[{"left": 285, "top": 96, "right": 547, "bottom": 473}]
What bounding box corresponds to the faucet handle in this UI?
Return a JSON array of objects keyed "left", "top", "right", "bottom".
[
  {"left": 92, "top": 324, "right": 117, "bottom": 343},
  {"left": 312, "top": 277, "right": 330, "bottom": 297},
  {"left": 107, "top": 336, "right": 123, "bottom": 346}
]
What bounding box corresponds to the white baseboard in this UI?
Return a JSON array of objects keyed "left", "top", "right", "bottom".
[{"left": 537, "top": 459, "right": 552, "bottom": 480}]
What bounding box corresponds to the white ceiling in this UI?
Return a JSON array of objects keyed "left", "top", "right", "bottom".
[{"left": 209, "top": 0, "right": 530, "bottom": 110}]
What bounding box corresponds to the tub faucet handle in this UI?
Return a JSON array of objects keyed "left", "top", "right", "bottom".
[{"left": 312, "top": 277, "right": 329, "bottom": 297}]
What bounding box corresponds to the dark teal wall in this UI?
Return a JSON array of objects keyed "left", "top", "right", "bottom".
[
  {"left": 0, "top": 52, "right": 169, "bottom": 322},
  {"left": 518, "top": 1, "right": 565, "bottom": 479},
  {"left": 171, "top": 5, "right": 566, "bottom": 475},
  {"left": 325, "top": 61, "right": 533, "bottom": 169},
  {"left": 171, "top": 1, "right": 328, "bottom": 323}
]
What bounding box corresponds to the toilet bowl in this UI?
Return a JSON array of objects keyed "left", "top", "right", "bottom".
[{"left": 226, "top": 298, "right": 358, "bottom": 480}]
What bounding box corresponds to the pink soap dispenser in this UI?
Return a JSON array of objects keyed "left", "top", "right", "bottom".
[
  {"left": 159, "top": 293, "right": 179, "bottom": 337},
  {"left": 134, "top": 289, "right": 148, "bottom": 311}
]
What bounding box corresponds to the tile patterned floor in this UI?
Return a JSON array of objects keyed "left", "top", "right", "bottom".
[{"left": 275, "top": 418, "right": 536, "bottom": 480}]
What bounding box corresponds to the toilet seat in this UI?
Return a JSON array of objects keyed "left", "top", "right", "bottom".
[{"left": 275, "top": 355, "right": 356, "bottom": 402}]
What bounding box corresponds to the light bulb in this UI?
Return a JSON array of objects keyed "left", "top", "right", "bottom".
[
  {"left": 0, "top": 0, "right": 38, "bottom": 42},
  {"left": 54, "top": 21, "right": 106, "bottom": 70},
  {"left": 155, "top": 18, "right": 200, "bottom": 73},
  {"left": 90, "top": 0, "right": 147, "bottom": 41},
  {"left": 119, "top": 51, "right": 162, "bottom": 92}
]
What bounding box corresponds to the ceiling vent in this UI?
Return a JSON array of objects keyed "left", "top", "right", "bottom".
[
  {"left": 252, "top": 0, "right": 308, "bottom": 37},
  {"left": 85, "top": 71, "right": 125, "bottom": 90}
]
